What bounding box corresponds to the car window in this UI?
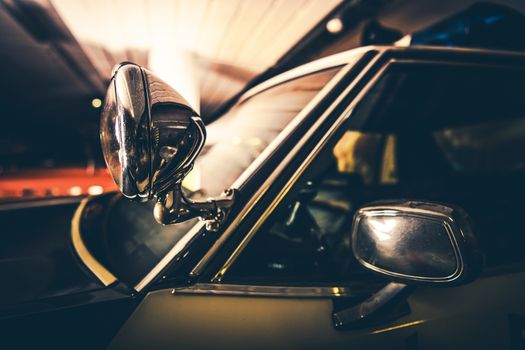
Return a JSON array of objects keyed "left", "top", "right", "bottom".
[
  {"left": 224, "top": 61, "right": 525, "bottom": 285},
  {"left": 183, "top": 67, "right": 341, "bottom": 198}
]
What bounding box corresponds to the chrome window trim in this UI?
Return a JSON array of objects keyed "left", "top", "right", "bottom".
[{"left": 172, "top": 283, "right": 366, "bottom": 298}]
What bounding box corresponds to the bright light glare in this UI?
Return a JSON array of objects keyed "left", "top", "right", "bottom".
[
  {"left": 69, "top": 186, "right": 82, "bottom": 196},
  {"left": 395, "top": 35, "right": 412, "bottom": 47},
  {"left": 326, "top": 18, "right": 343, "bottom": 34},
  {"left": 87, "top": 185, "right": 104, "bottom": 195},
  {"left": 368, "top": 217, "right": 398, "bottom": 241},
  {"left": 91, "top": 98, "right": 102, "bottom": 108},
  {"left": 231, "top": 136, "right": 242, "bottom": 146},
  {"left": 182, "top": 163, "right": 201, "bottom": 192}
]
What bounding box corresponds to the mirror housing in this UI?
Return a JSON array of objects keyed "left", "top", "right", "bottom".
[
  {"left": 100, "top": 62, "right": 235, "bottom": 230},
  {"left": 334, "top": 199, "right": 484, "bottom": 330},
  {"left": 352, "top": 200, "right": 482, "bottom": 286}
]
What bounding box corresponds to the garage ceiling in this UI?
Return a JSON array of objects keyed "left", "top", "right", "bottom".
[
  {"left": 0, "top": 0, "right": 104, "bottom": 134},
  {"left": 50, "top": 0, "right": 341, "bottom": 117}
]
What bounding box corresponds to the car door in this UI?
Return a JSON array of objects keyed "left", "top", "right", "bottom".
[{"left": 109, "top": 49, "right": 525, "bottom": 350}]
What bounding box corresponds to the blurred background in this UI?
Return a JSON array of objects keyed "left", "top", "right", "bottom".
[{"left": 1, "top": 0, "right": 525, "bottom": 203}]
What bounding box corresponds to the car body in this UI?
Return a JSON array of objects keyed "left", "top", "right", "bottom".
[{"left": 2, "top": 45, "right": 525, "bottom": 349}]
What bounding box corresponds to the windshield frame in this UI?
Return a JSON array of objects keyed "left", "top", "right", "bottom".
[{"left": 132, "top": 49, "right": 367, "bottom": 292}]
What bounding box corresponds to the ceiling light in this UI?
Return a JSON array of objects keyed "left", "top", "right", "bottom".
[
  {"left": 87, "top": 185, "right": 104, "bottom": 195},
  {"left": 91, "top": 98, "right": 102, "bottom": 109},
  {"left": 326, "top": 18, "right": 343, "bottom": 34},
  {"left": 69, "top": 186, "right": 82, "bottom": 196}
]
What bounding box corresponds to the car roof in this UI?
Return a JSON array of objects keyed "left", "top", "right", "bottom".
[{"left": 237, "top": 44, "right": 525, "bottom": 104}]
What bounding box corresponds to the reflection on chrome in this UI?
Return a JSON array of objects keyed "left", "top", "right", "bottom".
[{"left": 367, "top": 216, "right": 398, "bottom": 241}]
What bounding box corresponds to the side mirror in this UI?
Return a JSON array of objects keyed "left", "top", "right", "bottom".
[
  {"left": 352, "top": 200, "right": 482, "bottom": 285},
  {"left": 100, "top": 62, "right": 235, "bottom": 230},
  {"left": 333, "top": 200, "right": 483, "bottom": 330}
]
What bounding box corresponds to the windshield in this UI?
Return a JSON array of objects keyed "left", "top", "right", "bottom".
[
  {"left": 183, "top": 67, "right": 341, "bottom": 198},
  {"left": 96, "top": 67, "right": 342, "bottom": 286}
]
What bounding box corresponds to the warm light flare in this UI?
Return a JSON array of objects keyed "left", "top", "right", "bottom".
[
  {"left": 326, "top": 17, "right": 343, "bottom": 34},
  {"left": 368, "top": 216, "right": 398, "bottom": 241},
  {"left": 87, "top": 185, "right": 104, "bottom": 195},
  {"left": 68, "top": 186, "right": 82, "bottom": 196},
  {"left": 91, "top": 98, "right": 102, "bottom": 108}
]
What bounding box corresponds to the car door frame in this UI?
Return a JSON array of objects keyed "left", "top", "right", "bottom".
[{"left": 173, "top": 46, "right": 525, "bottom": 299}]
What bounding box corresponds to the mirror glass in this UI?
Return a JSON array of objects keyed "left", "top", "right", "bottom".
[{"left": 353, "top": 212, "right": 459, "bottom": 280}]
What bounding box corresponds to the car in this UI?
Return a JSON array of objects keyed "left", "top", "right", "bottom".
[{"left": 3, "top": 44, "right": 525, "bottom": 349}]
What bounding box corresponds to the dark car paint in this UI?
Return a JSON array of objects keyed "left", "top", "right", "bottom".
[{"left": 0, "top": 199, "right": 104, "bottom": 310}]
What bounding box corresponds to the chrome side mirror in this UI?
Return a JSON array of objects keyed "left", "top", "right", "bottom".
[
  {"left": 333, "top": 200, "right": 483, "bottom": 330},
  {"left": 100, "top": 62, "right": 235, "bottom": 230},
  {"left": 352, "top": 200, "right": 482, "bottom": 285}
]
